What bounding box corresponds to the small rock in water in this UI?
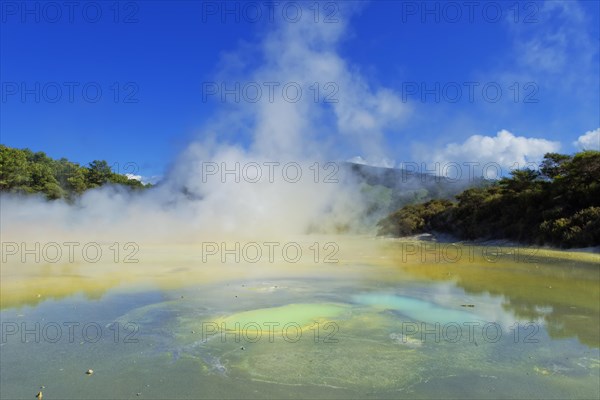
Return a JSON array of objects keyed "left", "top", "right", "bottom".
[
  {"left": 390, "top": 332, "right": 422, "bottom": 348},
  {"left": 36, "top": 391, "right": 42, "bottom": 399},
  {"left": 240, "top": 346, "right": 245, "bottom": 350},
  {"left": 85, "top": 369, "right": 94, "bottom": 375},
  {"left": 461, "top": 304, "right": 475, "bottom": 307}
]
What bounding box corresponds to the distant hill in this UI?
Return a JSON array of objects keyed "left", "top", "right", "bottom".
[{"left": 339, "top": 161, "right": 489, "bottom": 217}]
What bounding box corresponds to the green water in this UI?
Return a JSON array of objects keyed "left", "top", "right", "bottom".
[{"left": 1, "top": 238, "right": 598, "bottom": 399}]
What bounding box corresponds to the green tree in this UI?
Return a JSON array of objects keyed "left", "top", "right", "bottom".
[
  {"left": 499, "top": 169, "right": 540, "bottom": 193},
  {"left": 54, "top": 158, "right": 87, "bottom": 195},
  {"left": 109, "top": 173, "right": 145, "bottom": 189},
  {"left": 29, "top": 163, "right": 64, "bottom": 199},
  {"left": 540, "top": 153, "right": 572, "bottom": 180},
  {"left": 0, "top": 145, "right": 31, "bottom": 191},
  {"left": 86, "top": 160, "right": 113, "bottom": 187}
]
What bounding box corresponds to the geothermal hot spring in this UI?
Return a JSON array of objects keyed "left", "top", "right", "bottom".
[
  {"left": 1, "top": 11, "right": 599, "bottom": 395},
  {"left": 2, "top": 0, "right": 599, "bottom": 397},
  {"left": 1, "top": 232, "right": 599, "bottom": 399}
]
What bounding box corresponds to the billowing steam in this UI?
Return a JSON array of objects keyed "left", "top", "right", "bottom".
[{"left": 1, "top": 2, "right": 408, "bottom": 244}]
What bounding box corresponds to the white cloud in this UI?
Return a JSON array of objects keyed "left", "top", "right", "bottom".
[
  {"left": 125, "top": 174, "right": 162, "bottom": 185},
  {"left": 427, "top": 130, "right": 561, "bottom": 174},
  {"left": 125, "top": 173, "right": 142, "bottom": 181},
  {"left": 573, "top": 128, "right": 600, "bottom": 151},
  {"left": 347, "top": 156, "right": 395, "bottom": 169},
  {"left": 511, "top": 1, "right": 595, "bottom": 76}
]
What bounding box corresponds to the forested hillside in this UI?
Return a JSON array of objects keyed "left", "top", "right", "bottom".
[
  {"left": 0, "top": 145, "right": 150, "bottom": 200},
  {"left": 377, "top": 151, "right": 600, "bottom": 248}
]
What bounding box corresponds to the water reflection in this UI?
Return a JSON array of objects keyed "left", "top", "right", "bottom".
[
  {"left": 1, "top": 237, "right": 598, "bottom": 398},
  {"left": 381, "top": 241, "right": 599, "bottom": 348}
]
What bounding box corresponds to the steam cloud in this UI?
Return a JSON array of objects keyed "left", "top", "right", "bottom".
[{"left": 1, "top": 3, "right": 408, "bottom": 244}]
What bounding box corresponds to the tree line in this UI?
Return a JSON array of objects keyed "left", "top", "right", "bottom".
[
  {"left": 377, "top": 151, "right": 600, "bottom": 248},
  {"left": 0, "top": 145, "right": 150, "bottom": 201}
]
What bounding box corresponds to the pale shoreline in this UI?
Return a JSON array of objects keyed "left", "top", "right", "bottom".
[{"left": 384, "top": 233, "right": 600, "bottom": 255}]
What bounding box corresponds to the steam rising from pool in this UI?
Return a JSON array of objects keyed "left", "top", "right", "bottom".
[{"left": 1, "top": 3, "right": 409, "bottom": 243}]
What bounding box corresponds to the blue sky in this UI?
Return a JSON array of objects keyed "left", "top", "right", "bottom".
[{"left": 1, "top": 0, "right": 599, "bottom": 180}]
